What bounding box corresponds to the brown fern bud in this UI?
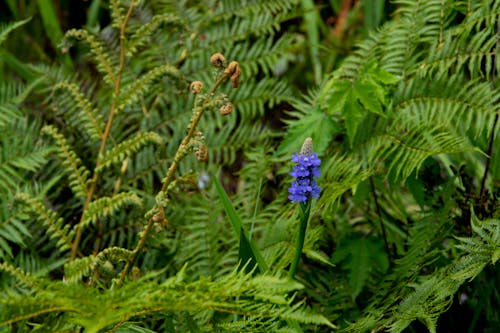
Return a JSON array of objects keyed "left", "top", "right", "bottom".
[
  {"left": 210, "top": 53, "right": 226, "bottom": 68},
  {"left": 196, "top": 144, "right": 208, "bottom": 161},
  {"left": 190, "top": 81, "right": 203, "bottom": 94},
  {"left": 224, "top": 61, "right": 241, "bottom": 88},
  {"left": 219, "top": 102, "right": 234, "bottom": 116}
]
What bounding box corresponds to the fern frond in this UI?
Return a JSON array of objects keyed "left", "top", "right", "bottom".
[
  {"left": 117, "top": 64, "right": 182, "bottom": 112},
  {"left": 64, "top": 247, "right": 133, "bottom": 283},
  {"left": 203, "top": 11, "right": 292, "bottom": 46},
  {"left": 14, "top": 193, "right": 72, "bottom": 252},
  {"left": 42, "top": 125, "right": 90, "bottom": 200},
  {"left": 421, "top": 29, "right": 497, "bottom": 80},
  {"left": 394, "top": 76, "right": 500, "bottom": 138},
  {"left": 0, "top": 266, "right": 332, "bottom": 332},
  {"left": 0, "top": 202, "right": 30, "bottom": 259},
  {"left": 0, "top": 103, "right": 21, "bottom": 128},
  {"left": 230, "top": 78, "right": 292, "bottom": 118},
  {"left": 213, "top": 0, "right": 299, "bottom": 19},
  {"left": 0, "top": 262, "right": 37, "bottom": 288},
  {"left": 127, "top": 13, "right": 186, "bottom": 57},
  {"left": 63, "top": 256, "right": 94, "bottom": 284},
  {"left": 65, "top": 29, "right": 116, "bottom": 85},
  {"left": 386, "top": 213, "right": 500, "bottom": 333},
  {"left": 226, "top": 34, "right": 298, "bottom": 77},
  {"left": 364, "top": 124, "right": 477, "bottom": 181},
  {"left": 80, "top": 192, "right": 142, "bottom": 230},
  {"left": 0, "top": 17, "right": 31, "bottom": 46},
  {"left": 172, "top": 195, "right": 238, "bottom": 279},
  {"left": 96, "top": 132, "right": 163, "bottom": 173},
  {"left": 53, "top": 81, "right": 104, "bottom": 140},
  {"left": 319, "top": 154, "right": 373, "bottom": 209},
  {"left": 109, "top": 0, "right": 126, "bottom": 29}
]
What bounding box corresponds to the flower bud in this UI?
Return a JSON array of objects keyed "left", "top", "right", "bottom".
[
  {"left": 300, "top": 137, "right": 313, "bottom": 155},
  {"left": 210, "top": 53, "right": 227, "bottom": 68},
  {"left": 190, "top": 81, "right": 203, "bottom": 94}
]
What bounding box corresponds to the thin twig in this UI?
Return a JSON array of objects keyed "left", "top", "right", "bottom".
[
  {"left": 369, "top": 177, "right": 392, "bottom": 262},
  {"left": 70, "top": 0, "right": 136, "bottom": 260}
]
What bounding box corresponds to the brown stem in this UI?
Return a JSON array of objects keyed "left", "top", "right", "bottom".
[
  {"left": 116, "top": 72, "right": 231, "bottom": 286},
  {"left": 333, "top": 0, "right": 353, "bottom": 39},
  {"left": 369, "top": 177, "right": 392, "bottom": 262},
  {"left": 70, "top": 0, "right": 136, "bottom": 260}
]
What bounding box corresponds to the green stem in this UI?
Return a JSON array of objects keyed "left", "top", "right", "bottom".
[{"left": 288, "top": 200, "right": 311, "bottom": 279}]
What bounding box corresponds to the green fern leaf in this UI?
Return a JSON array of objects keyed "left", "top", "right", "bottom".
[
  {"left": 42, "top": 125, "right": 90, "bottom": 200},
  {"left": 127, "top": 13, "right": 185, "bottom": 56},
  {"left": 53, "top": 81, "right": 104, "bottom": 140},
  {"left": 0, "top": 17, "right": 31, "bottom": 46},
  {"left": 96, "top": 132, "right": 163, "bottom": 173},
  {"left": 80, "top": 192, "right": 142, "bottom": 229},
  {"left": 65, "top": 29, "right": 116, "bottom": 86},
  {"left": 117, "top": 64, "right": 182, "bottom": 113},
  {"left": 14, "top": 193, "right": 72, "bottom": 252}
]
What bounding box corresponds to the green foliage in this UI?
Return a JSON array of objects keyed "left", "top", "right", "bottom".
[
  {"left": 0, "top": 18, "right": 31, "bottom": 47},
  {"left": 41, "top": 125, "right": 90, "bottom": 200},
  {"left": 1, "top": 0, "right": 500, "bottom": 332},
  {"left": 331, "top": 234, "right": 389, "bottom": 301}
]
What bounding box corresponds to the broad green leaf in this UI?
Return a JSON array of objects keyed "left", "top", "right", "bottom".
[
  {"left": 212, "top": 174, "right": 268, "bottom": 273},
  {"left": 322, "top": 78, "right": 350, "bottom": 115},
  {"left": 355, "top": 81, "right": 384, "bottom": 116},
  {"left": 278, "top": 108, "right": 339, "bottom": 155},
  {"left": 362, "top": 0, "right": 385, "bottom": 30},
  {"left": 342, "top": 95, "right": 364, "bottom": 147}
]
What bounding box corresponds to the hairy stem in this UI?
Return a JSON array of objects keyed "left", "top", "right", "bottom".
[
  {"left": 117, "top": 72, "right": 231, "bottom": 286},
  {"left": 369, "top": 177, "right": 392, "bottom": 262},
  {"left": 70, "top": 0, "right": 136, "bottom": 260},
  {"left": 288, "top": 201, "right": 311, "bottom": 279}
]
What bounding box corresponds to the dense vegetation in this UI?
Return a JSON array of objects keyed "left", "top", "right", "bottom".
[{"left": 0, "top": 0, "right": 499, "bottom": 332}]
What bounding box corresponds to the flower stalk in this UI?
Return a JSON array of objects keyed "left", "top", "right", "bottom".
[{"left": 287, "top": 137, "right": 320, "bottom": 279}]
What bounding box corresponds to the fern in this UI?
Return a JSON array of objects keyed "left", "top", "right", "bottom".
[
  {"left": 96, "top": 132, "right": 163, "bottom": 173},
  {"left": 52, "top": 81, "right": 105, "bottom": 140},
  {"left": 64, "top": 29, "right": 117, "bottom": 85},
  {"left": 80, "top": 192, "right": 142, "bottom": 230},
  {"left": 42, "top": 125, "right": 90, "bottom": 200},
  {"left": 14, "top": 193, "right": 72, "bottom": 253},
  {"left": 0, "top": 18, "right": 31, "bottom": 46},
  {"left": 0, "top": 265, "right": 333, "bottom": 332}
]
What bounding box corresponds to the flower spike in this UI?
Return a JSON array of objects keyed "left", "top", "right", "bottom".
[{"left": 288, "top": 137, "right": 321, "bottom": 203}]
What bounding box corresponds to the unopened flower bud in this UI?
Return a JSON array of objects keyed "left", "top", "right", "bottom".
[
  {"left": 190, "top": 81, "right": 203, "bottom": 94},
  {"left": 300, "top": 137, "right": 313, "bottom": 155},
  {"left": 219, "top": 102, "right": 234, "bottom": 115},
  {"left": 210, "top": 53, "right": 226, "bottom": 68}
]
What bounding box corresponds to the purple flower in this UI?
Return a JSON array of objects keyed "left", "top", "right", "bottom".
[{"left": 288, "top": 138, "right": 321, "bottom": 203}]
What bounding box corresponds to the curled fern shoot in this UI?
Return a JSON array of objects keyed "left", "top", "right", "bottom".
[{"left": 117, "top": 53, "right": 241, "bottom": 286}]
